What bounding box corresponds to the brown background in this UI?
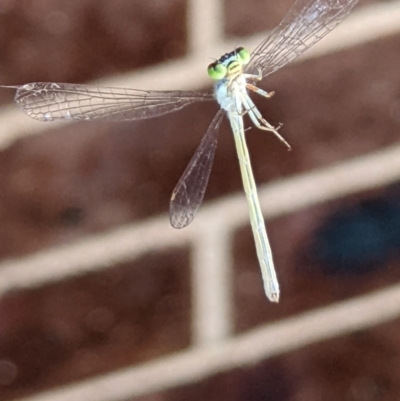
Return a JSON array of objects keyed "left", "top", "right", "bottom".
[{"left": 0, "top": 1, "right": 400, "bottom": 400}]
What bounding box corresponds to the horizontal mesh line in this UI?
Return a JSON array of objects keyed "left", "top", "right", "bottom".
[
  {"left": 16, "top": 281, "right": 400, "bottom": 401},
  {"left": 1, "top": 142, "right": 400, "bottom": 296},
  {"left": 0, "top": 218, "right": 191, "bottom": 295}
]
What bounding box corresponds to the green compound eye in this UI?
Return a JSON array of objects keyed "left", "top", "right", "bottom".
[
  {"left": 237, "top": 47, "right": 250, "bottom": 65},
  {"left": 207, "top": 63, "right": 227, "bottom": 80}
]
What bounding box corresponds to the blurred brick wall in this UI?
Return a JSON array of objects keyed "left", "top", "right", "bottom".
[{"left": 0, "top": 1, "right": 400, "bottom": 401}]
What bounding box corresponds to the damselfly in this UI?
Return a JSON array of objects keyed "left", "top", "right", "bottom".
[{"left": 1, "top": 0, "right": 359, "bottom": 301}]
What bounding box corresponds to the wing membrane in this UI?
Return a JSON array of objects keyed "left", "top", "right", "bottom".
[
  {"left": 246, "top": 0, "right": 358, "bottom": 77},
  {"left": 11, "top": 82, "right": 214, "bottom": 122},
  {"left": 170, "top": 110, "right": 224, "bottom": 229}
]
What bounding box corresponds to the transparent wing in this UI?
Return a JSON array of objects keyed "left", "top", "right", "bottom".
[
  {"left": 246, "top": 0, "right": 358, "bottom": 77},
  {"left": 7, "top": 82, "right": 214, "bottom": 122},
  {"left": 170, "top": 110, "right": 224, "bottom": 229}
]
